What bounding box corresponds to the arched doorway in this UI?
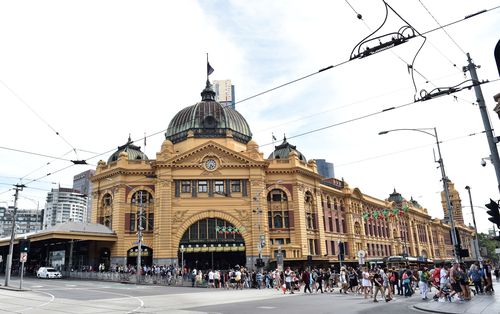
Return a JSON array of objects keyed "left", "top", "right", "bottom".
[
  {"left": 179, "top": 218, "right": 245, "bottom": 271},
  {"left": 127, "top": 245, "right": 153, "bottom": 267}
]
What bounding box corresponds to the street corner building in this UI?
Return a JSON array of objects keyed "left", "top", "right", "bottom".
[{"left": 90, "top": 79, "right": 475, "bottom": 271}]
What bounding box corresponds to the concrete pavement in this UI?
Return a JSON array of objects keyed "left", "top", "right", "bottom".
[{"left": 413, "top": 281, "right": 500, "bottom": 314}]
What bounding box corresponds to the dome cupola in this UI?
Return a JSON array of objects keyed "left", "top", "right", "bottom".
[
  {"left": 107, "top": 135, "right": 148, "bottom": 163},
  {"left": 165, "top": 80, "right": 252, "bottom": 144},
  {"left": 268, "top": 136, "right": 307, "bottom": 162}
]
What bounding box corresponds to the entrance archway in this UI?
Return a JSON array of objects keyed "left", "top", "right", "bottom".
[
  {"left": 127, "top": 245, "right": 153, "bottom": 267},
  {"left": 179, "top": 218, "right": 245, "bottom": 270}
]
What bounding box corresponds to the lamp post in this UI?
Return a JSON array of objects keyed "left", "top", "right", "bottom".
[
  {"left": 4, "top": 184, "right": 25, "bottom": 287},
  {"left": 379, "top": 127, "right": 460, "bottom": 262},
  {"left": 180, "top": 244, "right": 185, "bottom": 275},
  {"left": 136, "top": 190, "right": 144, "bottom": 283},
  {"left": 465, "top": 186, "right": 481, "bottom": 263}
]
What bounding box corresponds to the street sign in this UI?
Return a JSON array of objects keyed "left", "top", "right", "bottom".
[
  {"left": 495, "top": 248, "right": 500, "bottom": 254},
  {"left": 20, "top": 252, "right": 27, "bottom": 262}
]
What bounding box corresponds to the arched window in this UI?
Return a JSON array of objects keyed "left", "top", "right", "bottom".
[
  {"left": 267, "top": 189, "right": 290, "bottom": 229},
  {"left": 100, "top": 193, "right": 113, "bottom": 228},
  {"left": 129, "top": 190, "right": 154, "bottom": 232},
  {"left": 304, "top": 192, "right": 316, "bottom": 230},
  {"left": 354, "top": 222, "right": 361, "bottom": 235}
]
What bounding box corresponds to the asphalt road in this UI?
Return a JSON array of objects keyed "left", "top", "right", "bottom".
[{"left": 0, "top": 276, "right": 427, "bottom": 313}]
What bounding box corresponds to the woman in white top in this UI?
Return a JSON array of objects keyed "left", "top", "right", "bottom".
[{"left": 362, "top": 267, "right": 372, "bottom": 299}]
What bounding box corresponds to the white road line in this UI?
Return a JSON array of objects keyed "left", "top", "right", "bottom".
[
  {"left": 18, "top": 290, "right": 56, "bottom": 313},
  {"left": 83, "top": 289, "right": 145, "bottom": 313},
  {"left": 257, "top": 306, "right": 276, "bottom": 309}
]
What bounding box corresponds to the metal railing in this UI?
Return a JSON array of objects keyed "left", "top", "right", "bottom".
[{"left": 61, "top": 271, "right": 189, "bottom": 286}]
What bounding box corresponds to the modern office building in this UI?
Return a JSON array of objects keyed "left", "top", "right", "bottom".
[
  {"left": 0, "top": 206, "right": 43, "bottom": 237},
  {"left": 213, "top": 79, "right": 235, "bottom": 109},
  {"left": 43, "top": 188, "right": 88, "bottom": 229},
  {"left": 90, "top": 79, "right": 474, "bottom": 270},
  {"left": 316, "top": 159, "right": 334, "bottom": 178},
  {"left": 73, "top": 169, "right": 96, "bottom": 222}
]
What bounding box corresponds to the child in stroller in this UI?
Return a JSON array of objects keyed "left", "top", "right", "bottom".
[{"left": 432, "top": 282, "right": 452, "bottom": 302}]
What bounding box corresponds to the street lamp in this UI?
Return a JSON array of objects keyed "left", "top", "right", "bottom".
[
  {"left": 132, "top": 190, "right": 144, "bottom": 283},
  {"left": 465, "top": 186, "right": 481, "bottom": 263},
  {"left": 379, "top": 127, "right": 460, "bottom": 262},
  {"left": 180, "top": 244, "right": 185, "bottom": 275}
]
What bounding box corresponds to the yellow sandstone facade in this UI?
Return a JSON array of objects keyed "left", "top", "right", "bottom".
[{"left": 91, "top": 81, "right": 474, "bottom": 269}]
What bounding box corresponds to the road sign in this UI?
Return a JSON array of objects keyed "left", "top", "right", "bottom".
[
  {"left": 495, "top": 248, "right": 500, "bottom": 254},
  {"left": 20, "top": 252, "right": 27, "bottom": 262}
]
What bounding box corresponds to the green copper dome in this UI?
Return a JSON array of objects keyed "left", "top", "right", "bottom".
[
  {"left": 108, "top": 136, "right": 148, "bottom": 163},
  {"left": 268, "top": 137, "right": 307, "bottom": 162},
  {"left": 165, "top": 81, "right": 252, "bottom": 144}
]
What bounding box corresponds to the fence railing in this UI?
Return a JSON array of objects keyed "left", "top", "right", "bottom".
[{"left": 62, "top": 271, "right": 190, "bottom": 286}]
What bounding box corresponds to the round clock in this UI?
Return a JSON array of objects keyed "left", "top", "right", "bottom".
[{"left": 205, "top": 159, "right": 217, "bottom": 170}]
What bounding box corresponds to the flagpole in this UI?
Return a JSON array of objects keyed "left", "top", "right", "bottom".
[
  {"left": 272, "top": 133, "right": 275, "bottom": 159},
  {"left": 206, "top": 53, "right": 209, "bottom": 82}
]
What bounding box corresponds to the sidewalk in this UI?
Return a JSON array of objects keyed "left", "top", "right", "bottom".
[{"left": 414, "top": 282, "right": 500, "bottom": 314}]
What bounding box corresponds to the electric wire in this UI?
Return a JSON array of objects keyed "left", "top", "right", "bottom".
[
  {"left": 336, "top": 129, "right": 487, "bottom": 167},
  {"left": 417, "top": 0, "right": 465, "bottom": 60},
  {"left": 0, "top": 146, "right": 75, "bottom": 162},
  {"left": 0, "top": 79, "right": 79, "bottom": 158},
  {"left": 2, "top": 4, "right": 499, "bottom": 193}
]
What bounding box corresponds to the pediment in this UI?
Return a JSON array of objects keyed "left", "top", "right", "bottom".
[{"left": 163, "top": 141, "right": 265, "bottom": 168}]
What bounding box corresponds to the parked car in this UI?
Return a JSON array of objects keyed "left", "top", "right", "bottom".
[{"left": 36, "top": 267, "right": 62, "bottom": 279}]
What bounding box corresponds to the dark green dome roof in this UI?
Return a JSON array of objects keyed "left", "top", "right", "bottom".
[
  {"left": 165, "top": 81, "right": 252, "bottom": 144},
  {"left": 108, "top": 136, "right": 148, "bottom": 163},
  {"left": 268, "top": 137, "right": 307, "bottom": 162},
  {"left": 388, "top": 188, "right": 404, "bottom": 203}
]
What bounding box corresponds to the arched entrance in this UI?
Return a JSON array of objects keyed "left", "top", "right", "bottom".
[
  {"left": 179, "top": 218, "right": 245, "bottom": 270},
  {"left": 127, "top": 245, "right": 153, "bottom": 267}
]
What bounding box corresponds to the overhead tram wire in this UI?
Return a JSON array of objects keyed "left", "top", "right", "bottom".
[
  {"left": 93, "top": 3, "right": 500, "bottom": 156},
  {"left": 5, "top": 5, "right": 500, "bottom": 192},
  {"left": 20, "top": 149, "right": 75, "bottom": 181},
  {"left": 256, "top": 78, "right": 500, "bottom": 149},
  {"left": 336, "top": 128, "right": 488, "bottom": 168},
  {"left": 0, "top": 79, "right": 80, "bottom": 159},
  {"left": 417, "top": 0, "right": 467, "bottom": 56}
]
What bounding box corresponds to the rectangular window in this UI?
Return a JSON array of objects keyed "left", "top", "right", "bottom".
[
  {"left": 284, "top": 211, "right": 289, "bottom": 228},
  {"left": 214, "top": 180, "right": 224, "bottom": 193},
  {"left": 341, "top": 219, "right": 346, "bottom": 233},
  {"left": 309, "top": 239, "right": 315, "bottom": 255},
  {"left": 198, "top": 181, "right": 208, "bottom": 193},
  {"left": 328, "top": 217, "right": 333, "bottom": 232},
  {"left": 181, "top": 180, "right": 191, "bottom": 193},
  {"left": 208, "top": 219, "right": 215, "bottom": 239},
  {"left": 268, "top": 211, "right": 272, "bottom": 228},
  {"left": 335, "top": 218, "right": 340, "bottom": 233},
  {"left": 272, "top": 193, "right": 282, "bottom": 202},
  {"left": 231, "top": 180, "right": 241, "bottom": 192},
  {"left": 275, "top": 238, "right": 285, "bottom": 245},
  {"left": 148, "top": 213, "right": 154, "bottom": 230},
  {"left": 331, "top": 241, "right": 336, "bottom": 255}
]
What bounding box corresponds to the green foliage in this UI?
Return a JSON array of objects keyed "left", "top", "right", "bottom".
[{"left": 478, "top": 233, "right": 499, "bottom": 263}]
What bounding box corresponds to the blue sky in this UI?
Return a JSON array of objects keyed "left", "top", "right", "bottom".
[{"left": 1, "top": 0, "right": 500, "bottom": 233}]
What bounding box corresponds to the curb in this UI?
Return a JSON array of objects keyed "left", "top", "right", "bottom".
[
  {"left": 0, "top": 285, "right": 31, "bottom": 292},
  {"left": 413, "top": 304, "right": 460, "bottom": 314}
]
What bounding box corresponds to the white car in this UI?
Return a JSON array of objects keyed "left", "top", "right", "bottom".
[{"left": 36, "top": 267, "right": 62, "bottom": 279}]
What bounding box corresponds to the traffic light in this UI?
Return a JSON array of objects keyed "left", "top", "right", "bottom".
[
  {"left": 255, "top": 258, "right": 264, "bottom": 268},
  {"left": 486, "top": 199, "right": 500, "bottom": 228},
  {"left": 18, "top": 239, "right": 30, "bottom": 253}
]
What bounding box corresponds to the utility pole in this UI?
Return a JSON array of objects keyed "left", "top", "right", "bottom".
[
  {"left": 465, "top": 186, "right": 481, "bottom": 263},
  {"left": 4, "top": 184, "right": 25, "bottom": 287},
  {"left": 137, "top": 190, "right": 143, "bottom": 283},
  {"left": 465, "top": 53, "right": 500, "bottom": 195}
]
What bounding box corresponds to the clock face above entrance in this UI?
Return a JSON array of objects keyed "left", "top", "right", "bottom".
[{"left": 204, "top": 158, "right": 217, "bottom": 171}]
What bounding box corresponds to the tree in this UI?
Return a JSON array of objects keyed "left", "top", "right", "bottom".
[{"left": 477, "top": 233, "right": 499, "bottom": 264}]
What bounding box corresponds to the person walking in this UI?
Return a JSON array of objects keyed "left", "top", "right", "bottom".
[
  {"left": 362, "top": 267, "right": 372, "bottom": 299},
  {"left": 418, "top": 267, "right": 430, "bottom": 300},
  {"left": 372, "top": 270, "right": 385, "bottom": 302},
  {"left": 302, "top": 269, "right": 312, "bottom": 293},
  {"left": 256, "top": 270, "right": 263, "bottom": 289}
]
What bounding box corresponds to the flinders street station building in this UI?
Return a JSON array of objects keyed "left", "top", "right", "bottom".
[{"left": 90, "top": 79, "right": 475, "bottom": 270}]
